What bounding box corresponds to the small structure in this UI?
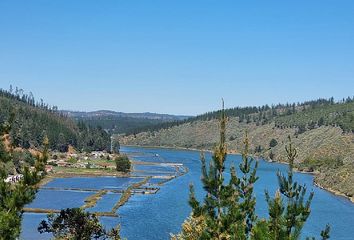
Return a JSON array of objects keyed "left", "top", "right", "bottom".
[
  {"left": 45, "top": 165, "right": 53, "bottom": 173},
  {"left": 57, "top": 160, "right": 70, "bottom": 167}
]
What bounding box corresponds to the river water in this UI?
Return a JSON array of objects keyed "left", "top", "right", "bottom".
[{"left": 21, "top": 146, "right": 354, "bottom": 240}]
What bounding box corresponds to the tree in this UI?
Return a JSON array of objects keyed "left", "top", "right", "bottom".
[
  {"left": 111, "top": 135, "right": 120, "bottom": 154},
  {"left": 253, "top": 136, "right": 330, "bottom": 239},
  {"left": 175, "top": 102, "right": 259, "bottom": 239},
  {"left": 255, "top": 145, "right": 263, "bottom": 153},
  {"left": 38, "top": 208, "right": 121, "bottom": 240},
  {"left": 269, "top": 138, "right": 278, "bottom": 148},
  {"left": 172, "top": 104, "right": 330, "bottom": 240},
  {"left": 318, "top": 117, "right": 325, "bottom": 127},
  {"left": 0, "top": 88, "right": 110, "bottom": 152},
  {"left": 115, "top": 155, "right": 131, "bottom": 173},
  {"left": 0, "top": 118, "right": 45, "bottom": 240},
  {"left": 57, "top": 132, "right": 68, "bottom": 152}
]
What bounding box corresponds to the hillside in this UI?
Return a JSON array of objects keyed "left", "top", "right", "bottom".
[
  {"left": 63, "top": 110, "right": 191, "bottom": 134},
  {"left": 0, "top": 88, "right": 110, "bottom": 152},
  {"left": 121, "top": 99, "right": 354, "bottom": 200}
]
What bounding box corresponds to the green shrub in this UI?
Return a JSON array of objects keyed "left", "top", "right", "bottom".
[
  {"left": 115, "top": 155, "right": 131, "bottom": 173},
  {"left": 269, "top": 138, "right": 278, "bottom": 148}
]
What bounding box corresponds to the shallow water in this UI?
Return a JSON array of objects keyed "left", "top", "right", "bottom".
[
  {"left": 133, "top": 164, "right": 176, "bottom": 173},
  {"left": 44, "top": 176, "right": 144, "bottom": 190},
  {"left": 21, "top": 146, "right": 354, "bottom": 240},
  {"left": 87, "top": 192, "right": 122, "bottom": 213},
  {"left": 26, "top": 189, "right": 93, "bottom": 210}
]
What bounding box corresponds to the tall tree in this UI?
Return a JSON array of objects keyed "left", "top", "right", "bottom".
[
  {"left": 172, "top": 104, "right": 330, "bottom": 240},
  {"left": 0, "top": 118, "right": 46, "bottom": 239},
  {"left": 253, "top": 137, "right": 330, "bottom": 240},
  {"left": 38, "top": 208, "right": 121, "bottom": 240},
  {"left": 182, "top": 102, "right": 259, "bottom": 239},
  {"left": 115, "top": 155, "right": 131, "bottom": 173}
]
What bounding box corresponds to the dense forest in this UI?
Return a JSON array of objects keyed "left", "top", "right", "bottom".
[
  {"left": 73, "top": 115, "right": 168, "bottom": 135},
  {"left": 66, "top": 111, "right": 190, "bottom": 135},
  {"left": 127, "top": 97, "right": 354, "bottom": 134},
  {"left": 0, "top": 87, "right": 110, "bottom": 152}
]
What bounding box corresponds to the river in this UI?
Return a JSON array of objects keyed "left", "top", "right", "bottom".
[{"left": 21, "top": 146, "right": 354, "bottom": 239}]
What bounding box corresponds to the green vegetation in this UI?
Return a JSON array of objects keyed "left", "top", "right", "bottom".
[
  {"left": 297, "top": 157, "right": 344, "bottom": 173},
  {"left": 67, "top": 110, "right": 190, "bottom": 135},
  {"left": 78, "top": 115, "right": 167, "bottom": 135},
  {"left": 172, "top": 107, "right": 330, "bottom": 240},
  {"left": 38, "top": 208, "right": 121, "bottom": 240},
  {"left": 0, "top": 88, "right": 110, "bottom": 152},
  {"left": 122, "top": 98, "right": 354, "bottom": 201},
  {"left": 275, "top": 100, "right": 354, "bottom": 134},
  {"left": 269, "top": 138, "right": 278, "bottom": 148},
  {"left": 115, "top": 155, "right": 131, "bottom": 173},
  {"left": 111, "top": 135, "right": 121, "bottom": 154},
  {"left": 0, "top": 118, "right": 48, "bottom": 240},
  {"left": 127, "top": 97, "right": 354, "bottom": 134}
]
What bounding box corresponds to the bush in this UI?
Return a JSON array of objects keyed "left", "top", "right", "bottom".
[
  {"left": 297, "top": 157, "right": 344, "bottom": 171},
  {"left": 269, "top": 138, "right": 278, "bottom": 148},
  {"left": 67, "top": 157, "right": 77, "bottom": 164},
  {"left": 255, "top": 145, "right": 263, "bottom": 153},
  {"left": 115, "top": 155, "right": 131, "bottom": 173}
]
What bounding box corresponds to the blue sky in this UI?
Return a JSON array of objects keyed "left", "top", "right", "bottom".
[{"left": 0, "top": 1, "right": 353, "bottom": 115}]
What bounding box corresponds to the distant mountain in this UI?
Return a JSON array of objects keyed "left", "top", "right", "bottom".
[
  {"left": 62, "top": 110, "right": 191, "bottom": 121},
  {"left": 62, "top": 110, "right": 191, "bottom": 134}
]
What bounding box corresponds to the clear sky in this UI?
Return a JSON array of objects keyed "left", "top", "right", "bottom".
[{"left": 0, "top": 1, "right": 353, "bottom": 115}]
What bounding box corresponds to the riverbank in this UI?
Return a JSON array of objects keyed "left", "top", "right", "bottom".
[{"left": 314, "top": 181, "right": 354, "bottom": 203}]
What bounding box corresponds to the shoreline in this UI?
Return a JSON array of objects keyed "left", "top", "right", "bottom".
[
  {"left": 122, "top": 144, "right": 354, "bottom": 204},
  {"left": 314, "top": 181, "right": 354, "bottom": 203}
]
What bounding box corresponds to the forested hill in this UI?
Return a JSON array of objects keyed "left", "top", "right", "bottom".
[
  {"left": 122, "top": 97, "right": 354, "bottom": 199},
  {"left": 126, "top": 97, "right": 354, "bottom": 134},
  {"left": 63, "top": 110, "right": 191, "bottom": 134},
  {"left": 0, "top": 88, "right": 109, "bottom": 152}
]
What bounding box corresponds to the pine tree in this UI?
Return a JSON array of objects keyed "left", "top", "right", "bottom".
[
  {"left": 173, "top": 104, "right": 330, "bottom": 240},
  {"left": 0, "top": 117, "right": 48, "bottom": 240},
  {"left": 185, "top": 101, "right": 259, "bottom": 239},
  {"left": 253, "top": 137, "right": 330, "bottom": 240}
]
